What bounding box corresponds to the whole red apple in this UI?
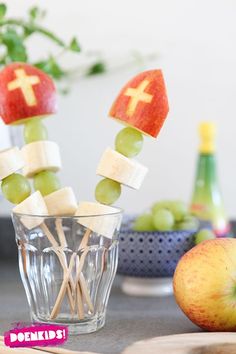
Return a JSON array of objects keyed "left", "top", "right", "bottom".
[{"left": 173, "top": 238, "right": 236, "bottom": 331}]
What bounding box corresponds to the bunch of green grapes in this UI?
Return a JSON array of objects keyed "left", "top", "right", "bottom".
[
  {"left": 133, "top": 200, "right": 198, "bottom": 232},
  {"left": 133, "top": 200, "right": 216, "bottom": 244}
]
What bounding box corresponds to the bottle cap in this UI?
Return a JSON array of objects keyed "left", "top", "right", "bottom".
[{"left": 199, "top": 121, "right": 216, "bottom": 153}]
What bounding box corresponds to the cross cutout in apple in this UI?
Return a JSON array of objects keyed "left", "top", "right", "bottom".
[
  {"left": 7, "top": 69, "right": 40, "bottom": 107},
  {"left": 124, "top": 79, "right": 153, "bottom": 117}
]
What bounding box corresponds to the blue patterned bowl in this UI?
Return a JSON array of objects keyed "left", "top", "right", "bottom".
[{"left": 117, "top": 215, "right": 197, "bottom": 278}]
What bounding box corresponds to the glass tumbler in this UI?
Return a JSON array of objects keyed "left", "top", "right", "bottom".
[{"left": 12, "top": 210, "right": 122, "bottom": 334}]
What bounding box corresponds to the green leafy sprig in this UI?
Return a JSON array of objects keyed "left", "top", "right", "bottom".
[
  {"left": 0, "top": 3, "right": 106, "bottom": 83},
  {"left": 0, "top": 3, "right": 157, "bottom": 94}
]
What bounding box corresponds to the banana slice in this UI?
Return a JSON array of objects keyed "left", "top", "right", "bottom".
[
  {"left": 75, "top": 201, "right": 122, "bottom": 239},
  {"left": 22, "top": 141, "right": 62, "bottom": 178},
  {"left": 13, "top": 191, "right": 48, "bottom": 229},
  {"left": 0, "top": 147, "right": 24, "bottom": 180},
  {"left": 44, "top": 187, "right": 77, "bottom": 215},
  {"left": 96, "top": 147, "right": 148, "bottom": 189}
]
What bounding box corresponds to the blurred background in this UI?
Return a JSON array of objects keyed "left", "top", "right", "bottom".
[{"left": 1, "top": 0, "right": 236, "bottom": 217}]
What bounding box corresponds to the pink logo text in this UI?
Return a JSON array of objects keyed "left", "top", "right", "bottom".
[{"left": 4, "top": 324, "right": 68, "bottom": 348}]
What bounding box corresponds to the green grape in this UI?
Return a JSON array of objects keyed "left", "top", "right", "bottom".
[
  {"left": 34, "top": 171, "right": 61, "bottom": 196},
  {"left": 133, "top": 214, "right": 156, "bottom": 232},
  {"left": 153, "top": 209, "right": 174, "bottom": 231},
  {"left": 24, "top": 118, "right": 48, "bottom": 144},
  {"left": 168, "top": 201, "right": 188, "bottom": 222},
  {"left": 95, "top": 178, "right": 121, "bottom": 205},
  {"left": 1, "top": 173, "right": 31, "bottom": 204},
  {"left": 151, "top": 200, "right": 172, "bottom": 215},
  {"left": 195, "top": 229, "right": 215, "bottom": 245},
  {"left": 176, "top": 215, "right": 199, "bottom": 231},
  {"left": 115, "top": 127, "right": 143, "bottom": 157}
]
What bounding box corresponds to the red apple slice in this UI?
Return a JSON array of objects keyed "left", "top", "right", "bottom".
[
  {"left": 109, "top": 69, "right": 169, "bottom": 138},
  {"left": 0, "top": 62, "right": 57, "bottom": 125}
]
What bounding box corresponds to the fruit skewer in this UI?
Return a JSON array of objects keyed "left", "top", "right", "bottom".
[
  {"left": 0, "top": 63, "right": 91, "bottom": 320},
  {"left": 22, "top": 117, "right": 82, "bottom": 318},
  {"left": 55, "top": 69, "right": 170, "bottom": 312},
  {"left": 21, "top": 96, "right": 93, "bottom": 319}
]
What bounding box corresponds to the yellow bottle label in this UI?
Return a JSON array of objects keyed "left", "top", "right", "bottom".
[{"left": 199, "top": 122, "right": 216, "bottom": 153}]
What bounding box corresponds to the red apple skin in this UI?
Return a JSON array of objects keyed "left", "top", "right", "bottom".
[
  {"left": 109, "top": 69, "right": 169, "bottom": 138},
  {"left": 0, "top": 62, "right": 57, "bottom": 125},
  {"left": 173, "top": 238, "right": 236, "bottom": 331}
]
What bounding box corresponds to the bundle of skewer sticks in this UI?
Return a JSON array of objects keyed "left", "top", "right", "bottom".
[
  {"left": 0, "top": 336, "right": 96, "bottom": 354},
  {"left": 21, "top": 220, "right": 94, "bottom": 320}
]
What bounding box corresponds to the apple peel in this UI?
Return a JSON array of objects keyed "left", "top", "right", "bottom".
[
  {"left": 0, "top": 62, "right": 57, "bottom": 125},
  {"left": 173, "top": 238, "right": 236, "bottom": 331},
  {"left": 109, "top": 69, "right": 169, "bottom": 138}
]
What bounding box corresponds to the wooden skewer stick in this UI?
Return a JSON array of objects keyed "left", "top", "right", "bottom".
[
  {"left": 52, "top": 221, "right": 94, "bottom": 319},
  {"left": 76, "top": 281, "right": 84, "bottom": 320},
  {"left": 73, "top": 229, "right": 94, "bottom": 313},
  {"left": 73, "top": 248, "right": 90, "bottom": 314},
  {"left": 50, "top": 253, "right": 76, "bottom": 320},
  {"left": 66, "top": 281, "right": 75, "bottom": 316},
  {"left": 74, "top": 249, "right": 89, "bottom": 286},
  {"left": 18, "top": 240, "right": 27, "bottom": 275},
  {"left": 57, "top": 251, "right": 75, "bottom": 315},
  {"left": 55, "top": 219, "right": 77, "bottom": 316},
  {"left": 79, "top": 273, "right": 94, "bottom": 313},
  {"left": 79, "top": 228, "right": 91, "bottom": 250},
  {"left": 55, "top": 218, "right": 67, "bottom": 248},
  {"left": 41, "top": 223, "right": 75, "bottom": 313},
  {"left": 41, "top": 223, "right": 59, "bottom": 249},
  {"left": 74, "top": 229, "right": 93, "bottom": 315},
  {"left": 75, "top": 252, "right": 85, "bottom": 320},
  {"left": 75, "top": 229, "right": 93, "bottom": 313},
  {"left": 57, "top": 227, "right": 94, "bottom": 318},
  {"left": 45, "top": 225, "right": 93, "bottom": 320}
]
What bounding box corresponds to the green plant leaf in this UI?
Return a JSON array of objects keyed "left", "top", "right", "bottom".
[
  {"left": 29, "top": 6, "right": 46, "bottom": 22},
  {"left": 2, "top": 28, "right": 27, "bottom": 62},
  {"left": 29, "top": 6, "right": 39, "bottom": 20},
  {"left": 0, "top": 4, "right": 107, "bottom": 86},
  {"left": 69, "top": 37, "right": 81, "bottom": 52},
  {"left": 35, "top": 57, "right": 65, "bottom": 79},
  {"left": 0, "top": 3, "right": 7, "bottom": 20},
  {"left": 23, "top": 24, "right": 34, "bottom": 37},
  {"left": 87, "top": 61, "right": 106, "bottom": 76}
]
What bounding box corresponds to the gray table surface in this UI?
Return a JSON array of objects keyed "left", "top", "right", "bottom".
[{"left": 0, "top": 262, "right": 200, "bottom": 354}]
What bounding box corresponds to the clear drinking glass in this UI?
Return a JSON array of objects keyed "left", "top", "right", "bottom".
[{"left": 12, "top": 210, "right": 122, "bottom": 334}]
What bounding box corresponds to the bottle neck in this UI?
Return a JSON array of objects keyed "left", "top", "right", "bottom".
[
  {"left": 199, "top": 122, "right": 216, "bottom": 153},
  {"left": 197, "top": 153, "right": 217, "bottom": 177},
  {"left": 199, "top": 142, "right": 215, "bottom": 154}
]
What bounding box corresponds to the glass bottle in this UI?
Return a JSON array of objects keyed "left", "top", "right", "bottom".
[{"left": 190, "top": 122, "right": 230, "bottom": 237}]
